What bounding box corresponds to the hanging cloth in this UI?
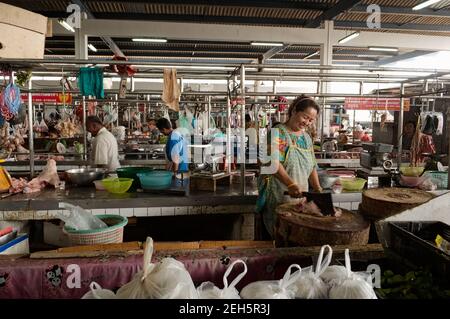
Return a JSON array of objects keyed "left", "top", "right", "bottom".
[
  {"left": 256, "top": 124, "right": 317, "bottom": 237},
  {"left": 78, "top": 67, "right": 105, "bottom": 98},
  {"left": 162, "top": 68, "right": 181, "bottom": 112}
]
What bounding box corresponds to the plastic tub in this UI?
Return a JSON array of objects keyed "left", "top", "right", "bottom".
[
  {"left": 93, "top": 180, "right": 106, "bottom": 191},
  {"left": 101, "top": 178, "right": 133, "bottom": 194},
  {"left": 340, "top": 177, "right": 366, "bottom": 192},
  {"left": 116, "top": 166, "right": 154, "bottom": 190},
  {"left": 400, "top": 166, "right": 424, "bottom": 177},
  {"left": 137, "top": 170, "right": 173, "bottom": 190},
  {"left": 399, "top": 175, "right": 428, "bottom": 188}
]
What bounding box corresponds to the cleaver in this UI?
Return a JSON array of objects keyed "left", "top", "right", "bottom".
[{"left": 302, "top": 192, "right": 335, "bottom": 216}]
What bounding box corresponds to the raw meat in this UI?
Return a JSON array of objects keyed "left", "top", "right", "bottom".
[
  {"left": 296, "top": 198, "right": 342, "bottom": 217},
  {"left": 23, "top": 159, "right": 60, "bottom": 193}
]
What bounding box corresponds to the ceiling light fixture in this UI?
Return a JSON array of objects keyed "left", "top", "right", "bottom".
[
  {"left": 412, "top": 0, "right": 443, "bottom": 10},
  {"left": 250, "top": 42, "right": 284, "bottom": 47},
  {"left": 132, "top": 38, "right": 168, "bottom": 43},
  {"left": 338, "top": 31, "right": 360, "bottom": 44},
  {"left": 87, "top": 44, "right": 97, "bottom": 52},
  {"left": 304, "top": 51, "right": 320, "bottom": 60},
  {"left": 58, "top": 19, "right": 75, "bottom": 33},
  {"left": 368, "top": 46, "right": 399, "bottom": 52}
]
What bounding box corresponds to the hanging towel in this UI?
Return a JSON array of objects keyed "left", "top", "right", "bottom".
[
  {"left": 162, "top": 68, "right": 180, "bottom": 112},
  {"left": 78, "top": 67, "right": 105, "bottom": 98}
]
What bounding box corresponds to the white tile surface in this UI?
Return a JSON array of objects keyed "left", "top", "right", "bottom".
[
  {"left": 107, "top": 208, "right": 120, "bottom": 215},
  {"left": 0, "top": 211, "right": 3, "bottom": 220},
  {"left": 161, "top": 207, "right": 175, "bottom": 216},
  {"left": 147, "top": 207, "right": 162, "bottom": 217},
  {"left": 120, "top": 208, "right": 134, "bottom": 217},
  {"left": 35, "top": 210, "right": 48, "bottom": 219},
  {"left": 351, "top": 202, "right": 360, "bottom": 211},
  {"left": 189, "top": 206, "right": 202, "bottom": 215},
  {"left": 47, "top": 210, "right": 59, "bottom": 218},
  {"left": 133, "top": 207, "right": 148, "bottom": 217},
  {"left": 339, "top": 203, "right": 352, "bottom": 210},
  {"left": 91, "top": 209, "right": 106, "bottom": 215},
  {"left": 202, "top": 206, "right": 214, "bottom": 214},
  {"left": 174, "top": 207, "right": 189, "bottom": 215}
]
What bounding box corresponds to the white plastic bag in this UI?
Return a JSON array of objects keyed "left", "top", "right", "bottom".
[
  {"left": 57, "top": 202, "right": 107, "bottom": 231},
  {"left": 81, "top": 282, "right": 117, "bottom": 299},
  {"left": 117, "top": 237, "right": 198, "bottom": 299},
  {"left": 328, "top": 249, "right": 377, "bottom": 299},
  {"left": 291, "top": 245, "right": 332, "bottom": 299},
  {"left": 240, "top": 264, "right": 302, "bottom": 299},
  {"left": 197, "top": 259, "right": 247, "bottom": 299}
]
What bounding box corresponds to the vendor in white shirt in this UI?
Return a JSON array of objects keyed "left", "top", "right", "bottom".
[{"left": 86, "top": 116, "right": 121, "bottom": 172}]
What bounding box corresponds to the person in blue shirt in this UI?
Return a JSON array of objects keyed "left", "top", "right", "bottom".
[{"left": 156, "top": 118, "right": 189, "bottom": 175}]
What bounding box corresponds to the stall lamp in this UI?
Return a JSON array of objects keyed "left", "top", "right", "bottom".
[
  {"left": 132, "top": 38, "right": 168, "bottom": 43},
  {"left": 58, "top": 19, "right": 75, "bottom": 33},
  {"left": 304, "top": 51, "right": 320, "bottom": 60},
  {"left": 338, "top": 31, "right": 360, "bottom": 44},
  {"left": 87, "top": 44, "right": 97, "bottom": 52},
  {"left": 368, "top": 47, "right": 399, "bottom": 52},
  {"left": 412, "top": 0, "right": 443, "bottom": 10},
  {"left": 250, "top": 42, "right": 284, "bottom": 47}
]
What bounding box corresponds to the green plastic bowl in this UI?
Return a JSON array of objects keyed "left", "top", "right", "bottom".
[
  {"left": 341, "top": 177, "right": 367, "bottom": 192},
  {"left": 400, "top": 166, "right": 425, "bottom": 177},
  {"left": 116, "top": 167, "right": 154, "bottom": 190},
  {"left": 101, "top": 177, "right": 133, "bottom": 194}
]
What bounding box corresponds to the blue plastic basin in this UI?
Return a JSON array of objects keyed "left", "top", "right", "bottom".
[{"left": 137, "top": 170, "right": 173, "bottom": 190}]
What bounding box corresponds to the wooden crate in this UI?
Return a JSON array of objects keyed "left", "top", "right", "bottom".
[{"left": 0, "top": 3, "right": 48, "bottom": 59}]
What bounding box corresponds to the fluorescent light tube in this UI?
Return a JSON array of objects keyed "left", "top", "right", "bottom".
[
  {"left": 132, "top": 38, "right": 167, "bottom": 43},
  {"left": 87, "top": 44, "right": 97, "bottom": 52},
  {"left": 58, "top": 19, "right": 75, "bottom": 33},
  {"left": 368, "top": 47, "right": 399, "bottom": 52},
  {"left": 304, "top": 51, "right": 319, "bottom": 60},
  {"left": 338, "top": 31, "right": 360, "bottom": 44},
  {"left": 413, "top": 0, "right": 442, "bottom": 10},
  {"left": 250, "top": 42, "right": 284, "bottom": 47}
]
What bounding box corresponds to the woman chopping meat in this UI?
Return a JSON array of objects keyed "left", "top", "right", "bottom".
[{"left": 256, "top": 95, "right": 322, "bottom": 238}]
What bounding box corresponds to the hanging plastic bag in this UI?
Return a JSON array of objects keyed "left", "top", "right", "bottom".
[
  {"left": 117, "top": 237, "right": 198, "bottom": 299},
  {"left": 57, "top": 202, "right": 107, "bottom": 231},
  {"left": 197, "top": 259, "right": 247, "bottom": 299},
  {"left": 240, "top": 264, "right": 302, "bottom": 299},
  {"left": 39, "top": 119, "right": 48, "bottom": 133},
  {"left": 163, "top": 108, "right": 171, "bottom": 121},
  {"left": 328, "top": 249, "right": 377, "bottom": 299},
  {"left": 291, "top": 245, "right": 332, "bottom": 299},
  {"left": 81, "top": 282, "right": 117, "bottom": 299}
]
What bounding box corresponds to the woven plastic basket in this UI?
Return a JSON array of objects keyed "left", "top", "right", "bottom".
[{"left": 63, "top": 215, "right": 128, "bottom": 245}]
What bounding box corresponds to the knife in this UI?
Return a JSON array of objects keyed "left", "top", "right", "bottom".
[{"left": 302, "top": 192, "right": 335, "bottom": 216}]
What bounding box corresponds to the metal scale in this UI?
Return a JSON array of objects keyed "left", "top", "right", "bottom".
[{"left": 357, "top": 143, "right": 395, "bottom": 188}]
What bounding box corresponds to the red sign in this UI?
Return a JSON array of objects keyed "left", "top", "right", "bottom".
[
  {"left": 344, "top": 97, "right": 410, "bottom": 111},
  {"left": 20, "top": 93, "right": 72, "bottom": 104}
]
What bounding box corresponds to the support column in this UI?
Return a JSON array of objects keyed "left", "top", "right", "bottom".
[
  {"left": 75, "top": 30, "right": 88, "bottom": 59},
  {"left": 240, "top": 66, "right": 246, "bottom": 195},
  {"left": 28, "top": 80, "right": 34, "bottom": 178},
  {"left": 318, "top": 20, "right": 333, "bottom": 141},
  {"left": 398, "top": 84, "right": 405, "bottom": 170}
]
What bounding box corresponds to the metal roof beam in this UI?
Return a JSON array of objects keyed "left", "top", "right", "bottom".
[
  {"left": 81, "top": 0, "right": 330, "bottom": 10},
  {"left": 351, "top": 4, "right": 450, "bottom": 18},
  {"left": 51, "top": 19, "right": 450, "bottom": 51},
  {"left": 335, "top": 20, "right": 450, "bottom": 32},
  {"left": 70, "top": 0, "right": 124, "bottom": 57},
  {"left": 369, "top": 50, "right": 435, "bottom": 67},
  {"left": 304, "top": 0, "right": 361, "bottom": 28}
]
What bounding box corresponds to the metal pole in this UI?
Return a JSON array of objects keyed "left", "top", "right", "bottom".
[
  {"left": 398, "top": 84, "right": 405, "bottom": 170},
  {"left": 28, "top": 79, "right": 34, "bottom": 178},
  {"left": 226, "top": 95, "right": 231, "bottom": 174},
  {"left": 207, "top": 95, "right": 211, "bottom": 133},
  {"left": 240, "top": 65, "right": 246, "bottom": 195},
  {"left": 82, "top": 96, "right": 87, "bottom": 161}
]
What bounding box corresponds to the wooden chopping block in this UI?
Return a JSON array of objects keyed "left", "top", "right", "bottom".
[
  {"left": 199, "top": 240, "right": 274, "bottom": 250},
  {"left": 360, "top": 188, "right": 434, "bottom": 221},
  {"left": 275, "top": 202, "right": 370, "bottom": 247}
]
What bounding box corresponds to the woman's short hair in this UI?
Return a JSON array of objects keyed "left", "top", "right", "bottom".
[
  {"left": 287, "top": 95, "right": 320, "bottom": 118},
  {"left": 156, "top": 118, "right": 172, "bottom": 130}
]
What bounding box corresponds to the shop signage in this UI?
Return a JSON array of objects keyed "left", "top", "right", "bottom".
[
  {"left": 20, "top": 93, "right": 73, "bottom": 103},
  {"left": 344, "top": 97, "right": 410, "bottom": 111}
]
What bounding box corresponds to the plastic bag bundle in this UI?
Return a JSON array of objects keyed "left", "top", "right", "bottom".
[
  {"left": 240, "top": 264, "right": 302, "bottom": 299},
  {"left": 81, "top": 282, "right": 117, "bottom": 299},
  {"left": 58, "top": 202, "right": 107, "bottom": 231},
  {"left": 197, "top": 259, "right": 247, "bottom": 299},
  {"left": 291, "top": 245, "right": 332, "bottom": 299},
  {"left": 117, "top": 237, "right": 198, "bottom": 299},
  {"left": 328, "top": 249, "right": 377, "bottom": 299}
]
